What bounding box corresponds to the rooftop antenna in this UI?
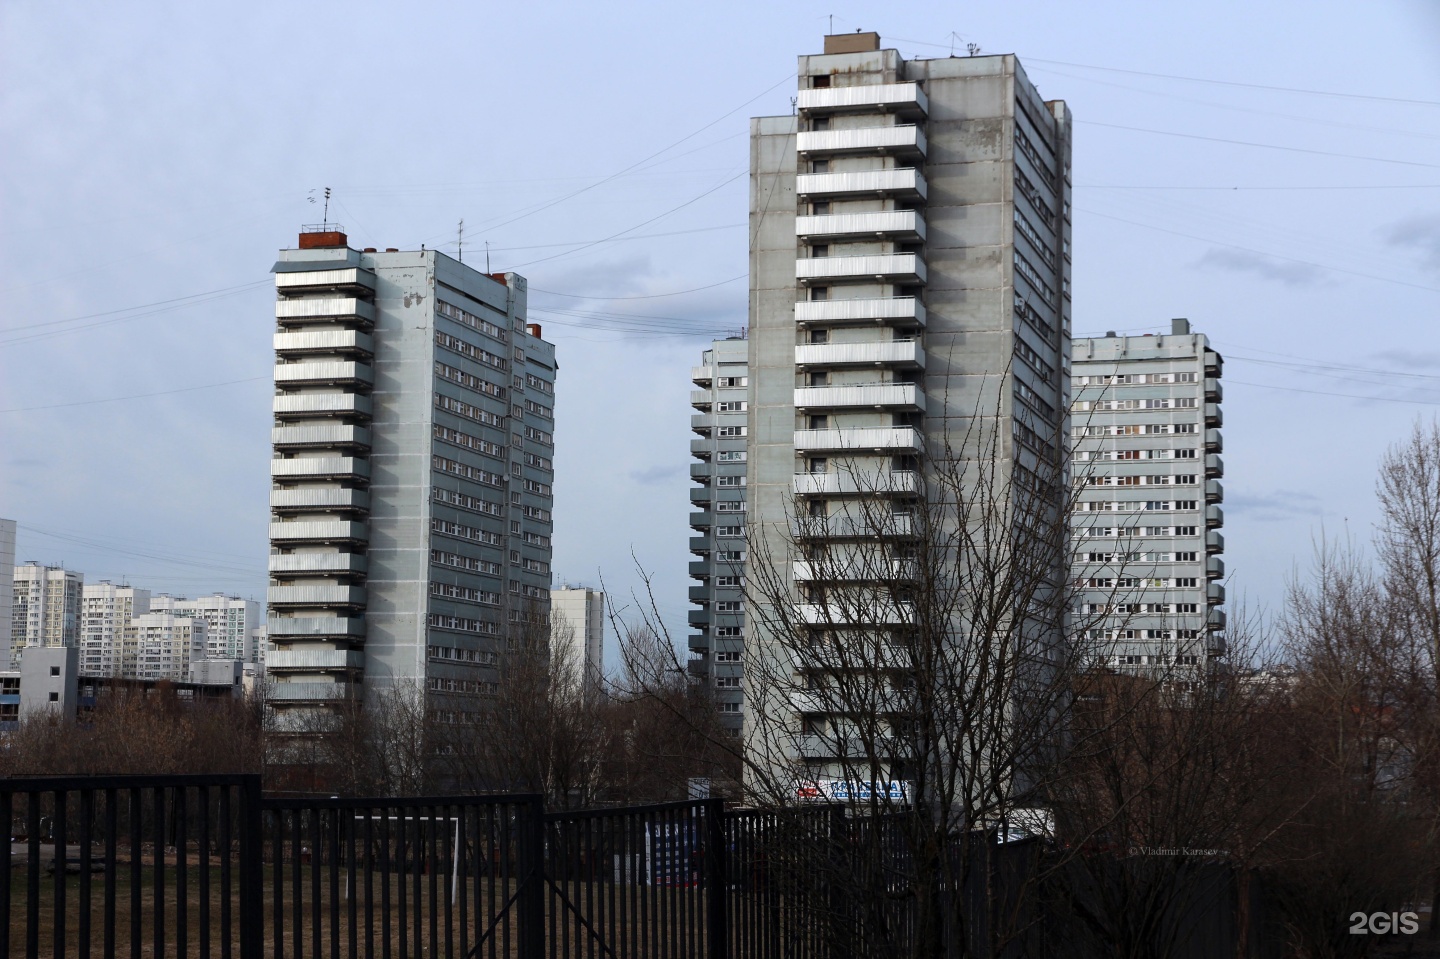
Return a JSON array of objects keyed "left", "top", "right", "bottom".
[
  {"left": 485, "top": 241, "right": 491, "bottom": 273},
  {"left": 790, "top": 96, "right": 798, "bottom": 115},
  {"left": 458, "top": 219, "right": 464, "bottom": 263},
  {"left": 828, "top": 13, "right": 833, "bottom": 33},
  {"left": 322, "top": 187, "right": 331, "bottom": 227},
  {"left": 967, "top": 42, "right": 982, "bottom": 57}
]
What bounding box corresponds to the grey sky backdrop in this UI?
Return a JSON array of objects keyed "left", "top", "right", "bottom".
[{"left": 3, "top": 1, "right": 1439, "bottom": 669}]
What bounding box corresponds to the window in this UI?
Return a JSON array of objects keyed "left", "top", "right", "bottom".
[
  {"left": 808, "top": 457, "right": 828, "bottom": 474},
  {"left": 1175, "top": 552, "right": 1198, "bottom": 562},
  {"left": 720, "top": 702, "right": 742, "bottom": 713},
  {"left": 716, "top": 676, "right": 742, "bottom": 688},
  {"left": 811, "top": 158, "right": 830, "bottom": 172},
  {"left": 49, "top": 692, "right": 59, "bottom": 702},
  {"left": 715, "top": 626, "right": 743, "bottom": 638},
  {"left": 808, "top": 415, "right": 829, "bottom": 430},
  {"left": 50, "top": 666, "right": 60, "bottom": 677},
  {"left": 716, "top": 601, "right": 742, "bottom": 612},
  {"left": 811, "top": 244, "right": 829, "bottom": 258},
  {"left": 811, "top": 117, "right": 830, "bottom": 131},
  {"left": 809, "top": 371, "right": 829, "bottom": 387},
  {"left": 809, "top": 329, "right": 828, "bottom": 344},
  {"left": 1176, "top": 578, "right": 1199, "bottom": 588},
  {"left": 717, "top": 425, "right": 747, "bottom": 438},
  {"left": 716, "top": 576, "right": 742, "bottom": 587},
  {"left": 717, "top": 376, "right": 747, "bottom": 387},
  {"left": 716, "top": 650, "right": 743, "bottom": 663},
  {"left": 716, "top": 525, "right": 745, "bottom": 537},
  {"left": 717, "top": 551, "right": 745, "bottom": 562},
  {"left": 811, "top": 75, "right": 831, "bottom": 89},
  {"left": 810, "top": 287, "right": 829, "bottom": 301},
  {"left": 717, "top": 401, "right": 746, "bottom": 412},
  {"left": 717, "top": 451, "right": 746, "bottom": 462},
  {"left": 812, "top": 201, "right": 831, "bottom": 215},
  {"left": 716, "top": 475, "right": 745, "bottom": 487}
]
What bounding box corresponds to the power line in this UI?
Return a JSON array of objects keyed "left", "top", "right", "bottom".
[
  {"left": 0, "top": 279, "right": 270, "bottom": 335},
  {"left": 0, "top": 376, "right": 269, "bottom": 414},
  {"left": 1225, "top": 379, "right": 1440, "bottom": 405},
  {"left": 529, "top": 274, "right": 744, "bottom": 300},
  {"left": 1081, "top": 120, "right": 1440, "bottom": 170}
]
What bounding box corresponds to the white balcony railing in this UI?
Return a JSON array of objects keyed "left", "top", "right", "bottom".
[
  {"left": 795, "top": 339, "right": 924, "bottom": 369},
  {"left": 266, "top": 616, "right": 366, "bottom": 638},
  {"left": 792, "top": 471, "right": 918, "bottom": 496},
  {"left": 796, "top": 254, "right": 925, "bottom": 284},
  {"left": 273, "top": 361, "right": 373, "bottom": 387},
  {"left": 267, "top": 585, "right": 367, "bottom": 607},
  {"left": 794, "top": 427, "right": 923, "bottom": 454},
  {"left": 274, "top": 297, "right": 375, "bottom": 325},
  {"left": 273, "top": 330, "right": 374, "bottom": 357},
  {"left": 268, "top": 553, "right": 368, "bottom": 576},
  {"left": 271, "top": 425, "right": 371, "bottom": 450},
  {"left": 266, "top": 681, "right": 357, "bottom": 702},
  {"left": 268, "top": 520, "right": 369, "bottom": 544},
  {"left": 797, "top": 82, "right": 928, "bottom": 115},
  {"left": 796, "top": 125, "right": 926, "bottom": 157},
  {"left": 794, "top": 383, "right": 925, "bottom": 412},
  {"left": 792, "top": 559, "right": 917, "bottom": 582},
  {"left": 265, "top": 648, "right": 365, "bottom": 672},
  {"left": 795, "top": 297, "right": 925, "bottom": 327},
  {"left": 796, "top": 169, "right": 927, "bottom": 200},
  {"left": 792, "top": 514, "right": 915, "bottom": 539},
  {"left": 274, "top": 268, "right": 374, "bottom": 294},
  {"left": 269, "top": 457, "right": 370, "bottom": 481},
  {"left": 796, "top": 211, "right": 925, "bottom": 242},
  {"left": 796, "top": 602, "right": 915, "bottom": 626},
  {"left": 269, "top": 488, "right": 370, "bottom": 513},
  {"left": 272, "top": 392, "right": 372, "bottom": 419}
]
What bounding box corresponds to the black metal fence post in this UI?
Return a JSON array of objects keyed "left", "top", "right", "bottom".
[
  {"left": 517, "top": 795, "right": 546, "bottom": 959},
  {"left": 705, "top": 797, "right": 728, "bottom": 959},
  {"left": 237, "top": 774, "right": 264, "bottom": 959}
]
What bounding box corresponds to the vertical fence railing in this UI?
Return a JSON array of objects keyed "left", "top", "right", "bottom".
[{"left": 0, "top": 774, "right": 259, "bottom": 959}]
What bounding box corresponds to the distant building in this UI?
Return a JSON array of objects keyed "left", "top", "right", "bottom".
[
  {"left": 131, "top": 612, "right": 206, "bottom": 683},
  {"left": 549, "top": 586, "right": 604, "bottom": 701},
  {"left": 1071, "top": 319, "right": 1225, "bottom": 670},
  {"left": 0, "top": 520, "right": 14, "bottom": 667},
  {"left": 0, "top": 645, "right": 80, "bottom": 726},
  {"left": 687, "top": 337, "right": 749, "bottom": 731},
  {"left": 80, "top": 582, "right": 152, "bottom": 677},
  {"left": 171, "top": 594, "right": 260, "bottom": 663},
  {"left": 11, "top": 562, "right": 83, "bottom": 668},
  {"left": 266, "top": 227, "right": 557, "bottom": 730}
]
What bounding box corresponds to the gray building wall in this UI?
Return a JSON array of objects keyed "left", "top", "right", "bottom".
[
  {"left": 268, "top": 230, "right": 556, "bottom": 729},
  {"left": 0, "top": 519, "right": 14, "bottom": 669},
  {"left": 746, "top": 38, "right": 1072, "bottom": 782},
  {"left": 1071, "top": 319, "right": 1225, "bottom": 669},
  {"left": 688, "top": 338, "right": 750, "bottom": 730},
  {"left": 18, "top": 645, "right": 79, "bottom": 720}
]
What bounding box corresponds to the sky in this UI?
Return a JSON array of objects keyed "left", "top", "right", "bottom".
[{"left": 2, "top": 1, "right": 1439, "bottom": 669}]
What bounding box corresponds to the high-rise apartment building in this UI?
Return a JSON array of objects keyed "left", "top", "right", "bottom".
[
  {"left": 1071, "top": 319, "right": 1225, "bottom": 669},
  {"left": 267, "top": 227, "right": 556, "bottom": 729},
  {"left": 0, "top": 520, "right": 14, "bottom": 667},
  {"left": 11, "top": 563, "right": 84, "bottom": 668},
  {"left": 688, "top": 337, "right": 750, "bottom": 730},
  {"left": 549, "top": 585, "right": 605, "bottom": 702},
  {"left": 81, "top": 582, "right": 152, "bottom": 677},
  {"left": 746, "top": 35, "right": 1071, "bottom": 781},
  {"left": 171, "top": 594, "right": 260, "bottom": 663},
  {"left": 131, "top": 611, "right": 206, "bottom": 683}
]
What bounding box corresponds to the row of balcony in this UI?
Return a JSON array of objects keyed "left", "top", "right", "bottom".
[
  {"left": 797, "top": 82, "right": 928, "bottom": 116},
  {"left": 796, "top": 253, "right": 925, "bottom": 286},
  {"left": 266, "top": 648, "right": 365, "bottom": 672},
  {"left": 793, "top": 514, "right": 915, "bottom": 540},
  {"left": 268, "top": 552, "right": 368, "bottom": 577},
  {"left": 792, "top": 559, "right": 916, "bottom": 583},
  {"left": 274, "top": 329, "right": 374, "bottom": 358},
  {"left": 797, "top": 125, "right": 926, "bottom": 159},
  {"left": 793, "top": 470, "right": 918, "bottom": 496},
  {"left": 267, "top": 616, "right": 366, "bottom": 638},
  {"left": 269, "top": 520, "right": 369, "bottom": 545},
  {"left": 266, "top": 680, "right": 358, "bottom": 703},
  {"left": 794, "top": 427, "right": 923, "bottom": 455},
  {"left": 795, "top": 296, "right": 924, "bottom": 328},
  {"left": 794, "top": 382, "right": 925, "bottom": 413},
  {"left": 275, "top": 268, "right": 375, "bottom": 297},
  {"left": 273, "top": 392, "right": 372, "bottom": 420},
  {"left": 272, "top": 424, "right": 371, "bottom": 451},
  {"left": 267, "top": 585, "right": 367, "bottom": 608},
  {"left": 796, "top": 168, "right": 926, "bottom": 201},
  {"left": 270, "top": 487, "right": 369, "bottom": 514}
]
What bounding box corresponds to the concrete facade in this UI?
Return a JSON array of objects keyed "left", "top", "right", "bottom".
[
  {"left": 746, "top": 38, "right": 1072, "bottom": 782},
  {"left": 10, "top": 562, "right": 83, "bottom": 668},
  {"left": 688, "top": 338, "right": 750, "bottom": 730},
  {"left": 549, "top": 586, "right": 605, "bottom": 702},
  {"left": 267, "top": 229, "right": 556, "bottom": 729},
  {"left": 132, "top": 611, "right": 206, "bottom": 682},
  {"left": 1072, "top": 319, "right": 1225, "bottom": 669}
]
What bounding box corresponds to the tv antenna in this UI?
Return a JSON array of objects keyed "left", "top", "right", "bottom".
[
  {"left": 485, "top": 241, "right": 491, "bottom": 273},
  {"left": 828, "top": 13, "right": 834, "bottom": 33},
  {"left": 967, "top": 42, "right": 982, "bottom": 57},
  {"left": 458, "top": 219, "right": 464, "bottom": 263},
  {"left": 323, "top": 187, "right": 331, "bottom": 226}
]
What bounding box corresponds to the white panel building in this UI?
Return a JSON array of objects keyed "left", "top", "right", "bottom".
[
  {"left": 80, "top": 582, "right": 152, "bottom": 677},
  {"left": 549, "top": 586, "right": 604, "bottom": 702},
  {"left": 132, "top": 612, "right": 207, "bottom": 683},
  {"left": 0, "top": 520, "right": 14, "bottom": 668},
  {"left": 11, "top": 563, "right": 84, "bottom": 668}
]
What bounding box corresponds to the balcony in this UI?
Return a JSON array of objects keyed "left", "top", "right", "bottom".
[
  {"left": 689, "top": 536, "right": 712, "bottom": 554},
  {"left": 1205, "top": 428, "right": 1222, "bottom": 452},
  {"left": 271, "top": 424, "right": 372, "bottom": 451},
  {"left": 1205, "top": 504, "right": 1224, "bottom": 528},
  {"left": 1204, "top": 377, "right": 1222, "bottom": 402},
  {"left": 1206, "top": 556, "right": 1225, "bottom": 580},
  {"left": 797, "top": 602, "right": 914, "bottom": 626},
  {"left": 690, "top": 462, "right": 712, "bottom": 481},
  {"left": 268, "top": 553, "right": 368, "bottom": 577},
  {"left": 796, "top": 168, "right": 926, "bottom": 201},
  {"left": 1207, "top": 582, "right": 1225, "bottom": 605},
  {"left": 274, "top": 330, "right": 374, "bottom": 358},
  {"left": 266, "top": 681, "right": 357, "bottom": 702},
  {"left": 795, "top": 296, "right": 925, "bottom": 328},
  {"left": 794, "top": 383, "right": 924, "bottom": 413},
  {"left": 688, "top": 609, "right": 711, "bottom": 627},
  {"left": 796, "top": 210, "right": 925, "bottom": 243},
  {"left": 270, "top": 457, "right": 370, "bottom": 483},
  {"left": 795, "top": 339, "right": 924, "bottom": 370},
  {"left": 274, "top": 297, "right": 376, "bottom": 328},
  {"left": 689, "top": 560, "right": 711, "bottom": 578},
  {"left": 274, "top": 361, "right": 373, "bottom": 389},
  {"left": 797, "top": 82, "right": 928, "bottom": 116},
  {"left": 267, "top": 585, "right": 367, "bottom": 609},
  {"left": 1208, "top": 609, "right": 1227, "bottom": 631},
  {"left": 275, "top": 268, "right": 375, "bottom": 297},
  {"left": 1206, "top": 529, "right": 1224, "bottom": 553},
  {"left": 1205, "top": 453, "right": 1223, "bottom": 478},
  {"left": 1204, "top": 351, "right": 1222, "bottom": 376},
  {"left": 793, "top": 559, "right": 917, "bottom": 582},
  {"left": 691, "top": 390, "right": 712, "bottom": 410},
  {"left": 266, "top": 616, "right": 367, "bottom": 639},
  {"left": 690, "top": 366, "right": 713, "bottom": 385},
  {"left": 796, "top": 254, "right": 925, "bottom": 286},
  {"left": 690, "top": 488, "right": 713, "bottom": 506},
  {"left": 269, "top": 487, "right": 370, "bottom": 515},
  {"left": 269, "top": 520, "right": 370, "bottom": 545},
  {"left": 688, "top": 586, "right": 711, "bottom": 603},
  {"left": 793, "top": 470, "right": 918, "bottom": 496},
  {"left": 792, "top": 514, "right": 915, "bottom": 540},
  {"left": 265, "top": 648, "right": 365, "bottom": 672},
  {"left": 794, "top": 427, "right": 923, "bottom": 455},
  {"left": 272, "top": 392, "right": 372, "bottom": 420},
  {"left": 690, "top": 438, "right": 713, "bottom": 458},
  {"left": 797, "top": 125, "right": 926, "bottom": 159},
  {"left": 1204, "top": 403, "right": 1222, "bottom": 427},
  {"left": 1205, "top": 480, "right": 1224, "bottom": 504}
]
